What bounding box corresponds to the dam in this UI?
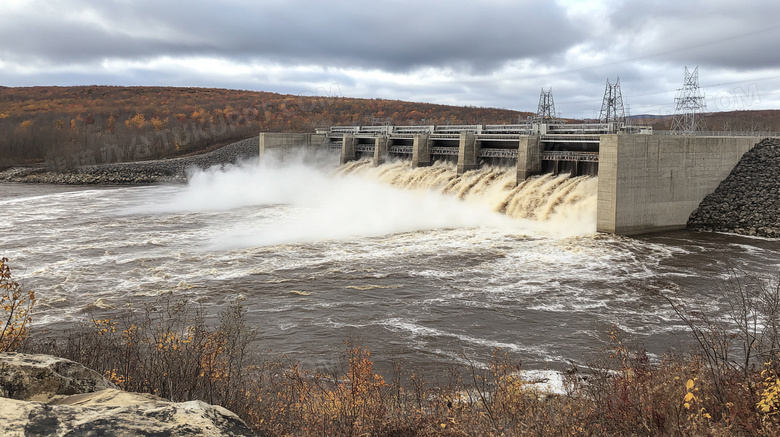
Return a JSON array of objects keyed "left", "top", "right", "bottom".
[{"left": 258, "top": 124, "right": 762, "bottom": 236}]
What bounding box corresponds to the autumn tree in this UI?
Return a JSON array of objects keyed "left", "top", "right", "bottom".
[
  {"left": 0, "top": 258, "right": 35, "bottom": 352},
  {"left": 125, "top": 113, "right": 146, "bottom": 130}
]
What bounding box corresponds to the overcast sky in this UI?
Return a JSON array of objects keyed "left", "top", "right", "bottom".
[{"left": 1, "top": 0, "right": 778, "bottom": 118}]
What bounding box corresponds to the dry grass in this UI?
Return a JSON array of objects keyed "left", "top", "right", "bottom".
[
  {"left": 19, "top": 297, "right": 780, "bottom": 436},
  {"left": 4, "top": 257, "right": 779, "bottom": 436}
]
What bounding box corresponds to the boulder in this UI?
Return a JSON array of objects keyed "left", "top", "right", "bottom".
[
  {"left": 0, "top": 352, "right": 116, "bottom": 402},
  {"left": 0, "top": 389, "right": 255, "bottom": 436},
  {"left": 0, "top": 353, "right": 255, "bottom": 436}
]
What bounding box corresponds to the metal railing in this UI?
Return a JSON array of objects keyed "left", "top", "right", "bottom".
[
  {"left": 392, "top": 125, "right": 435, "bottom": 134},
  {"left": 388, "top": 145, "right": 414, "bottom": 154},
  {"left": 546, "top": 123, "right": 613, "bottom": 134},
  {"left": 434, "top": 124, "right": 482, "bottom": 133},
  {"left": 541, "top": 151, "right": 599, "bottom": 162},
  {"left": 541, "top": 134, "right": 601, "bottom": 143},
  {"left": 482, "top": 124, "right": 535, "bottom": 134},
  {"left": 478, "top": 148, "right": 518, "bottom": 158},
  {"left": 330, "top": 126, "right": 360, "bottom": 134},
  {"left": 430, "top": 146, "right": 459, "bottom": 156},
  {"left": 653, "top": 130, "right": 778, "bottom": 137}
]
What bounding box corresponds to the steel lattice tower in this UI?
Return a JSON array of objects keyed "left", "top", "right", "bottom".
[
  {"left": 536, "top": 88, "right": 556, "bottom": 120},
  {"left": 671, "top": 66, "right": 707, "bottom": 134},
  {"left": 599, "top": 77, "right": 625, "bottom": 124}
]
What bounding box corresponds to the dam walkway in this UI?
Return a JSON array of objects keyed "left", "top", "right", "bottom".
[{"left": 316, "top": 122, "right": 637, "bottom": 177}]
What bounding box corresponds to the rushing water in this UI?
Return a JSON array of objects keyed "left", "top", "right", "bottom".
[{"left": 2, "top": 153, "right": 779, "bottom": 375}]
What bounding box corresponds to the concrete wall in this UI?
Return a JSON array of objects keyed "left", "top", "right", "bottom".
[
  {"left": 373, "top": 136, "right": 389, "bottom": 166},
  {"left": 597, "top": 134, "right": 760, "bottom": 235},
  {"left": 412, "top": 134, "right": 431, "bottom": 167},
  {"left": 516, "top": 135, "right": 541, "bottom": 183},
  {"left": 259, "top": 133, "right": 327, "bottom": 158},
  {"left": 457, "top": 132, "right": 479, "bottom": 174},
  {"left": 341, "top": 134, "right": 357, "bottom": 164}
]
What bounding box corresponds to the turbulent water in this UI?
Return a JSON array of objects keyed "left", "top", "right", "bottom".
[{"left": 2, "top": 153, "right": 779, "bottom": 375}]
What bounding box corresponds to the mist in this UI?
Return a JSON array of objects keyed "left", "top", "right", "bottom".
[{"left": 127, "top": 153, "right": 597, "bottom": 249}]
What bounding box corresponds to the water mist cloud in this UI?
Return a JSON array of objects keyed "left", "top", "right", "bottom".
[{"left": 124, "top": 155, "right": 596, "bottom": 250}]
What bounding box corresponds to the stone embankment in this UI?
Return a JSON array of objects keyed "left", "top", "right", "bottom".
[
  {"left": 0, "top": 353, "right": 255, "bottom": 436},
  {"left": 0, "top": 137, "right": 259, "bottom": 185},
  {"left": 688, "top": 137, "right": 780, "bottom": 238}
]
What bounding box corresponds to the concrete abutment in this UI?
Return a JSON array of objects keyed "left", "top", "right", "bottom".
[
  {"left": 259, "top": 132, "right": 327, "bottom": 160},
  {"left": 596, "top": 134, "right": 761, "bottom": 235}
]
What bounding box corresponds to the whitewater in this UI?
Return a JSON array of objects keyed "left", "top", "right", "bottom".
[{"left": 1, "top": 153, "right": 779, "bottom": 374}]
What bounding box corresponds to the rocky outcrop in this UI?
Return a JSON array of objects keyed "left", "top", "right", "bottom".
[
  {"left": 0, "top": 136, "right": 259, "bottom": 185},
  {"left": 687, "top": 137, "right": 780, "bottom": 238},
  {"left": 0, "top": 353, "right": 116, "bottom": 402},
  {"left": 0, "top": 353, "right": 255, "bottom": 436}
]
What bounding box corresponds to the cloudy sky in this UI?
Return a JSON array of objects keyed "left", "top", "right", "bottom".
[{"left": 1, "top": 0, "right": 778, "bottom": 118}]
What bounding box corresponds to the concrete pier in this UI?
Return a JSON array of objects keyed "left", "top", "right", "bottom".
[
  {"left": 373, "top": 136, "right": 389, "bottom": 166},
  {"left": 412, "top": 134, "right": 431, "bottom": 167},
  {"left": 516, "top": 136, "right": 541, "bottom": 182},
  {"left": 457, "top": 132, "right": 479, "bottom": 174},
  {"left": 341, "top": 134, "right": 357, "bottom": 164},
  {"left": 597, "top": 134, "right": 760, "bottom": 235}
]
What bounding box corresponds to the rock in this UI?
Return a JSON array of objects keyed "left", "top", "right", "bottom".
[
  {"left": 0, "top": 352, "right": 116, "bottom": 402},
  {"left": 0, "top": 136, "right": 261, "bottom": 185},
  {"left": 688, "top": 137, "right": 780, "bottom": 238},
  {"left": 0, "top": 353, "right": 255, "bottom": 436},
  {"left": 0, "top": 389, "right": 255, "bottom": 436}
]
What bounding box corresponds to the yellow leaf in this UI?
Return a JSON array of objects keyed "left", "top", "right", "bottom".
[
  {"left": 684, "top": 402, "right": 691, "bottom": 409},
  {"left": 685, "top": 379, "right": 694, "bottom": 390},
  {"left": 684, "top": 392, "right": 694, "bottom": 403}
]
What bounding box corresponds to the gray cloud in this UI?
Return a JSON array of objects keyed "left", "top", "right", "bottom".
[
  {"left": 0, "top": 0, "right": 582, "bottom": 71},
  {"left": 1, "top": 0, "right": 780, "bottom": 117}
]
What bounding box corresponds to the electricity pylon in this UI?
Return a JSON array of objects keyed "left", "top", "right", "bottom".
[{"left": 671, "top": 66, "right": 707, "bottom": 134}]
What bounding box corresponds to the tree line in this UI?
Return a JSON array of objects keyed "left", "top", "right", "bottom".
[{"left": 0, "top": 86, "right": 529, "bottom": 168}]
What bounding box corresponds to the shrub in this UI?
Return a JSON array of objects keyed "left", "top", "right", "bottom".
[{"left": 0, "top": 257, "right": 35, "bottom": 352}]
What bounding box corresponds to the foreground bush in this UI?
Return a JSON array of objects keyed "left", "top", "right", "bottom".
[
  {"left": 21, "top": 301, "right": 779, "bottom": 436},
  {"left": 0, "top": 257, "right": 35, "bottom": 352},
  {"left": 7, "top": 257, "right": 780, "bottom": 435}
]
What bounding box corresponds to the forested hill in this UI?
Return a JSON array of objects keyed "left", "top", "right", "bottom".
[{"left": 0, "top": 86, "right": 530, "bottom": 167}]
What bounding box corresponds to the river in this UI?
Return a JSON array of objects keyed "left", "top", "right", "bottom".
[{"left": 2, "top": 153, "right": 779, "bottom": 377}]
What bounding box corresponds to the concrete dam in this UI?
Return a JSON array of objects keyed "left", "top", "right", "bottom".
[{"left": 258, "top": 123, "right": 761, "bottom": 236}]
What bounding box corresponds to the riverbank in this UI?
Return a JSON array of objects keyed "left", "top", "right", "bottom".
[{"left": 0, "top": 137, "right": 259, "bottom": 185}]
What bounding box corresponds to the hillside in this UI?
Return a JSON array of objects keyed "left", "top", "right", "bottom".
[
  {"left": 630, "top": 110, "right": 780, "bottom": 132},
  {"left": 0, "top": 86, "right": 530, "bottom": 168}
]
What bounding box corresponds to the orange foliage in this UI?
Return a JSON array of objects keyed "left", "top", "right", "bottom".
[
  {"left": 0, "top": 85, "right": 534, "bottom": 164},
  {"left": 0, "top": 258, "right": 35, "bottom": 352},
  {"left": 124, "top": 113, "right": 146, "bottom": 130}
]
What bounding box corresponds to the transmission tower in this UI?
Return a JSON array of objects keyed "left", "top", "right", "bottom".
[
  {"left": 671, "top": 66, "right": 707, "bottom": 134},
  {"left": 536, "top": 87, "right": 556, "bottom": 120},
  {"left": 599, "top": 77, "right": 625, "bottom": 124}
]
